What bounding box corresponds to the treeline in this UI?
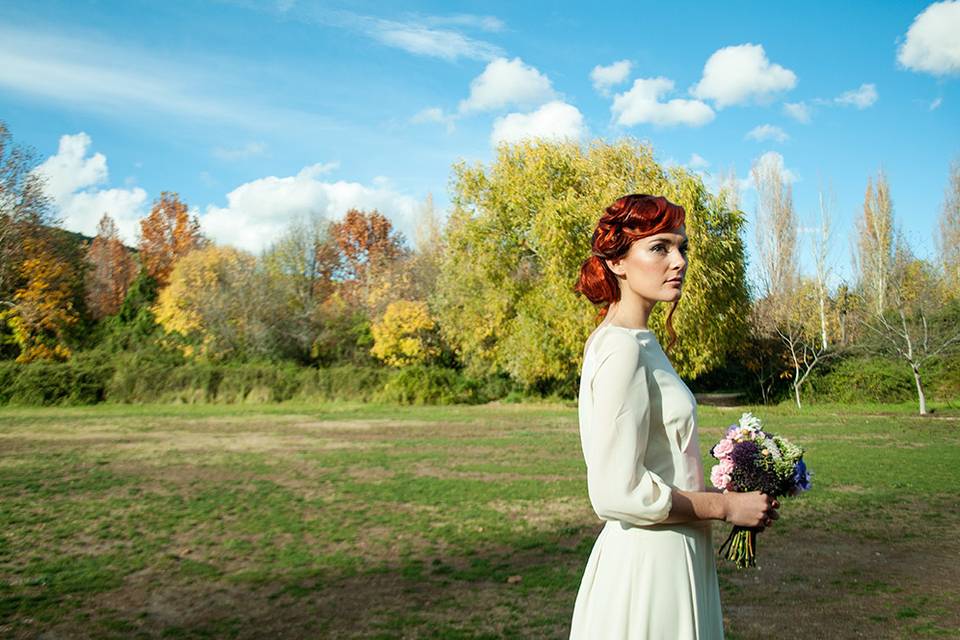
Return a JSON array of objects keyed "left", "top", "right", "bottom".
[{"left": 1, "top": 120, "right": 958, "bottom": 411}]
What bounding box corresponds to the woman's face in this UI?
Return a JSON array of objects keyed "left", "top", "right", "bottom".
[{"left": 605, "top": 226, "right": 689, "bottom": 303}]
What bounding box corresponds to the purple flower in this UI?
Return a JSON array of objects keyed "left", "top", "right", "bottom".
[{"left": 730, "top": 440, "right": 760, "bottom": 467}]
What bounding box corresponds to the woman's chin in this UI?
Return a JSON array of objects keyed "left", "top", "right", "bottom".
[{"left": 661, "top": 286, "right": 682, "bottom": 300}]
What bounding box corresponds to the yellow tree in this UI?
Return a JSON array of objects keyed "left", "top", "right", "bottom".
[
  {"left": 1, "top": 120, "right": 56, "bottom": 308},
  {"left": 138, "top": 191, "right": 206, "bottom": 288},
  {"left": 436, "top": 138, "right": 749, "bottom": 388},
  {"left": 85, "top": 213, "right": 137, "bottom": 319},
  {"left": 153, "top": 245, "right": 282, "bottom": 360},
  {"left": 370, "top": 300, "right": 440, "bottom": 367},
  {"left": 1, "top": 237, "right": 80, "bottom": 362}
]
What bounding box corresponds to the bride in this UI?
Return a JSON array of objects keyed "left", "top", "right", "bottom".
[{"left": 570, "top": 194, "right": 779, "bottom": 639}]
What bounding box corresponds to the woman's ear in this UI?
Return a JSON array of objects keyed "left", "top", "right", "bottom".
[{"left": 605, "top": 257, "right": 626, "bottom": 277}]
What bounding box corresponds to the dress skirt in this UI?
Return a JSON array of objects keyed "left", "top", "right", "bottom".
[{"left": 569, "top": 519, "right": 724, "bottom": 640}]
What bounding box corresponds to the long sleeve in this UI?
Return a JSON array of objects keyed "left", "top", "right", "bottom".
[{"left": 585, "top": 332, "right": 673, "bottom": 526}]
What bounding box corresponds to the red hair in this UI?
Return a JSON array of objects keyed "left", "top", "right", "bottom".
[{"left": 573, "top": 194, "right": 686, "bottom": 352}]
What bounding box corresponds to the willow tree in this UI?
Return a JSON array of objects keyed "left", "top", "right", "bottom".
[{"left": 434, "top": 138, "right": 749, "bottom": 391}]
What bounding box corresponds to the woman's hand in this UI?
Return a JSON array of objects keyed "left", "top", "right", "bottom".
[{"left": 722, "top": 490, "right": 779, "bottom": 531}]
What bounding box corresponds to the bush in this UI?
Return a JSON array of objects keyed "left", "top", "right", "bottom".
[
  {"left": 374, "top": 366, "right": 518, "bottom": 405},
  {"left": 0, "top": 356, "right": 518, "bottom": 407},
  {"left": 0, "top": 357, "right": 114, "bottom": 406},
  {"left": 807, "top": 356, "right": 916, "bottom": 404}
]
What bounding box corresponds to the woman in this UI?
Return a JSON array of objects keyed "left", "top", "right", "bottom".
[{"left": 569, "top": 194, "right": 779, "bottom": 639}]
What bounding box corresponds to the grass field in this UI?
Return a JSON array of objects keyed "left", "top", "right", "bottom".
[{"left": 1, "top": 400, "right": 959, "bottom": 639}]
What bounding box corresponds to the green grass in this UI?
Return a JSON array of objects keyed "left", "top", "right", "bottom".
[{"left": 1, "top": 400, "right": 959, "bottom": 638}]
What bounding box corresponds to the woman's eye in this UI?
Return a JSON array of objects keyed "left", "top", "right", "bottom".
[{"left": 652, "top": 245, "right": 665, "bottom": 253}]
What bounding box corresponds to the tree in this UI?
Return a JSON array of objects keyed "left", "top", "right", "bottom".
[
  {"left": 260, "top": 213, "right": 338, "bottom": 361},
  {"left": 751, "top": 154, "right": 797, "bottom": 301},
  {"left": 153, "top": 245, "right": 283, "bottom": 361},
  {"left": 328, "top": 208, "right": 409, "bottom": 307},
  {"left": 138, "top": 191, "right": 206, "bottom": 288},
  {"left": 813, "top": 182, "right": 836, "bottom": 350},
  {"left": 85, "top": 213, "right": 137, "bottom": 320},
  {"left": 0, "top": 120, "right": 56, "bottom": 309},
  {"left": 0, "top": 236, "right": 80, "bottom": 362},
  {"left": 854, "top": 174, "right": 960, "bottom": 415},
  {"left": 370, "top": 300, "right": 440, "bottom": 367},
  {"left": 750, "top": 156, "right": 832, "bottom": 408},
  {"left": 854, "top": 171, "right": 895, "bottom": 315},
  {"left": 936, "top": 159, "right": 960, "bottom": 299},
  {"left": 436, "top": 138, "right": 750, "bottom": 390}
]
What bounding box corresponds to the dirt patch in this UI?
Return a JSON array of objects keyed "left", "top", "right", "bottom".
[{"left": 487, "top": 497, "right": 593, "bottom": 529}]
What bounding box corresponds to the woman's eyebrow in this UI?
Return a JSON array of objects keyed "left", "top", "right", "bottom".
[{"left": 647, "top": 236, "right": 689, "bottom": 244}]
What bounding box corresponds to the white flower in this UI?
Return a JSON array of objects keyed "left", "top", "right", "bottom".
[
  {"left": 763, "top": 437, "right": 782, "bottom": 460},
  {"left": 739, "top": 412, "right": 763, "bottom": 431}
]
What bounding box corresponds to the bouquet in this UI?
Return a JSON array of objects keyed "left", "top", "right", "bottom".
[{"left": 709, "top": 412, "right": 812, "bottom": 568}]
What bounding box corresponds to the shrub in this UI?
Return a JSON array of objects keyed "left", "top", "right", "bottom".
[
  {"left": 807, "top": 356, "right": 916, "bottom": 404},
  {"left": 0, "top": 357, "right": 517, "bottom": 406},
  {"left": 0, "top": 357, "right": 113, "bottom": 406}
]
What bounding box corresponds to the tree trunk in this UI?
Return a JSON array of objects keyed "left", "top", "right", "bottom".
[{"left": 912, "top": 364, "right": 927, "bottom": 416}]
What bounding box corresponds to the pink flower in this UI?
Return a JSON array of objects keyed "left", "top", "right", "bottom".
[
  {"left": 710, "top": 465, "right": 731, "bottom": 490},
  {"left": 713, "top": 438, "right": 735, "bottom": 458},
  {"left": 718, "top": 458, "right": 735, "bottom": 476}
]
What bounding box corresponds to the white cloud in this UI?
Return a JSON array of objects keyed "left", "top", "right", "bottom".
[
  {"left": 411, "top": 106, "right": 456, "bottom": 133},
  {"left": 490, "top": 101, "right": 586, "bottom": 146},
  {"left": 212, "top": 142, "right": 268, "bottom": 161},
  {"left": 691, "top": 44, "right": 797, "bottom": 108},
  {"left": 268, "top": 8, "right": 504, "bottom": 61},
  {"left": 423, "top": 14, "right": 505, "bottom": 32},
  {"left": 688, "top": 153, "right": 710, "bottom": 170},
  {"left": 459, "top": 57, "right": 555, "bottom": 113},
  {"left": 202, "top": 164, "right": 419, "bottom": 254},
  {"left": 591, "top": 60, "right": 632, "bottom": 94},
  {"left": 372, "top": 21, "right": 502, "bottom": 61},
  {"left": 930, "top": 97, "right": 943, "bottom": 110},
  {"left": 611, "top": 77, "right": 715, "bottom": 127},
  {"left": 750, "top": 151, "right": 798, "bottom": 185},
  {"left": 33, "top": 133, "right": 147, "bottom": 244},
  {"left": 897, "top": 0, "right": 960, "bottom": 76},
  {"left": 783, "top": 101, "right": 811, "bottom": 123},
  {"left": 835, "top": 83, "right": 878, "bottom": 109},
  {"left": 746, "top": 124, "right": 789, "bottom": 143}
]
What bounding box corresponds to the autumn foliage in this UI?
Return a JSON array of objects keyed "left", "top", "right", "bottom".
[
  {"left": 85, "top": 213, "right": 137, "bottom": 320},
  {"left": 1, "top": 236, "right": 80, "bottom": 362},
  {"left": 329, "top": 208, "right": 408, "bottom": 302},
  {"left": 138, "top": 192, "right": 206, "bottom": 288},
  {"left": 370, "top": 299, "right": 439, "bottom": 367}
]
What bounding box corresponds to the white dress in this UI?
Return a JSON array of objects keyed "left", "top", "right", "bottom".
[{"left": 569, "top": 322, "right": 724, "bottom": 640}]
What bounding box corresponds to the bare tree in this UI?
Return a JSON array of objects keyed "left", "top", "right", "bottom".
[
  {"left": 936, "top": 159, "right": 960, "bottom": 299},
  {"left": 854, "top": 172, "right": 960, "bottom": 415},
  {"left": 813, "top": 182, "right": 835, "bottom": 350},
  {"left": 751, "top": 154, "right": 797, "bottom": 300},
  {"left": 751, "top": 155, "right": 831, "bottom": 408},
  {"left": 854, "top": 170, "right": 895, "bottom": 315},
  {"left": 859, "top": 241, "right": 960, "bottom": 415}
]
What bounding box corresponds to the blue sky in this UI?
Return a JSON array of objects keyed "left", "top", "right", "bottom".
[{"left": 1, "top": 0, "right": 958, "bottom": 289}]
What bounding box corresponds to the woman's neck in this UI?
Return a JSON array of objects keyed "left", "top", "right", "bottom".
[{"left": 606, "top": 298, "right": 656, "bottom": 329}]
